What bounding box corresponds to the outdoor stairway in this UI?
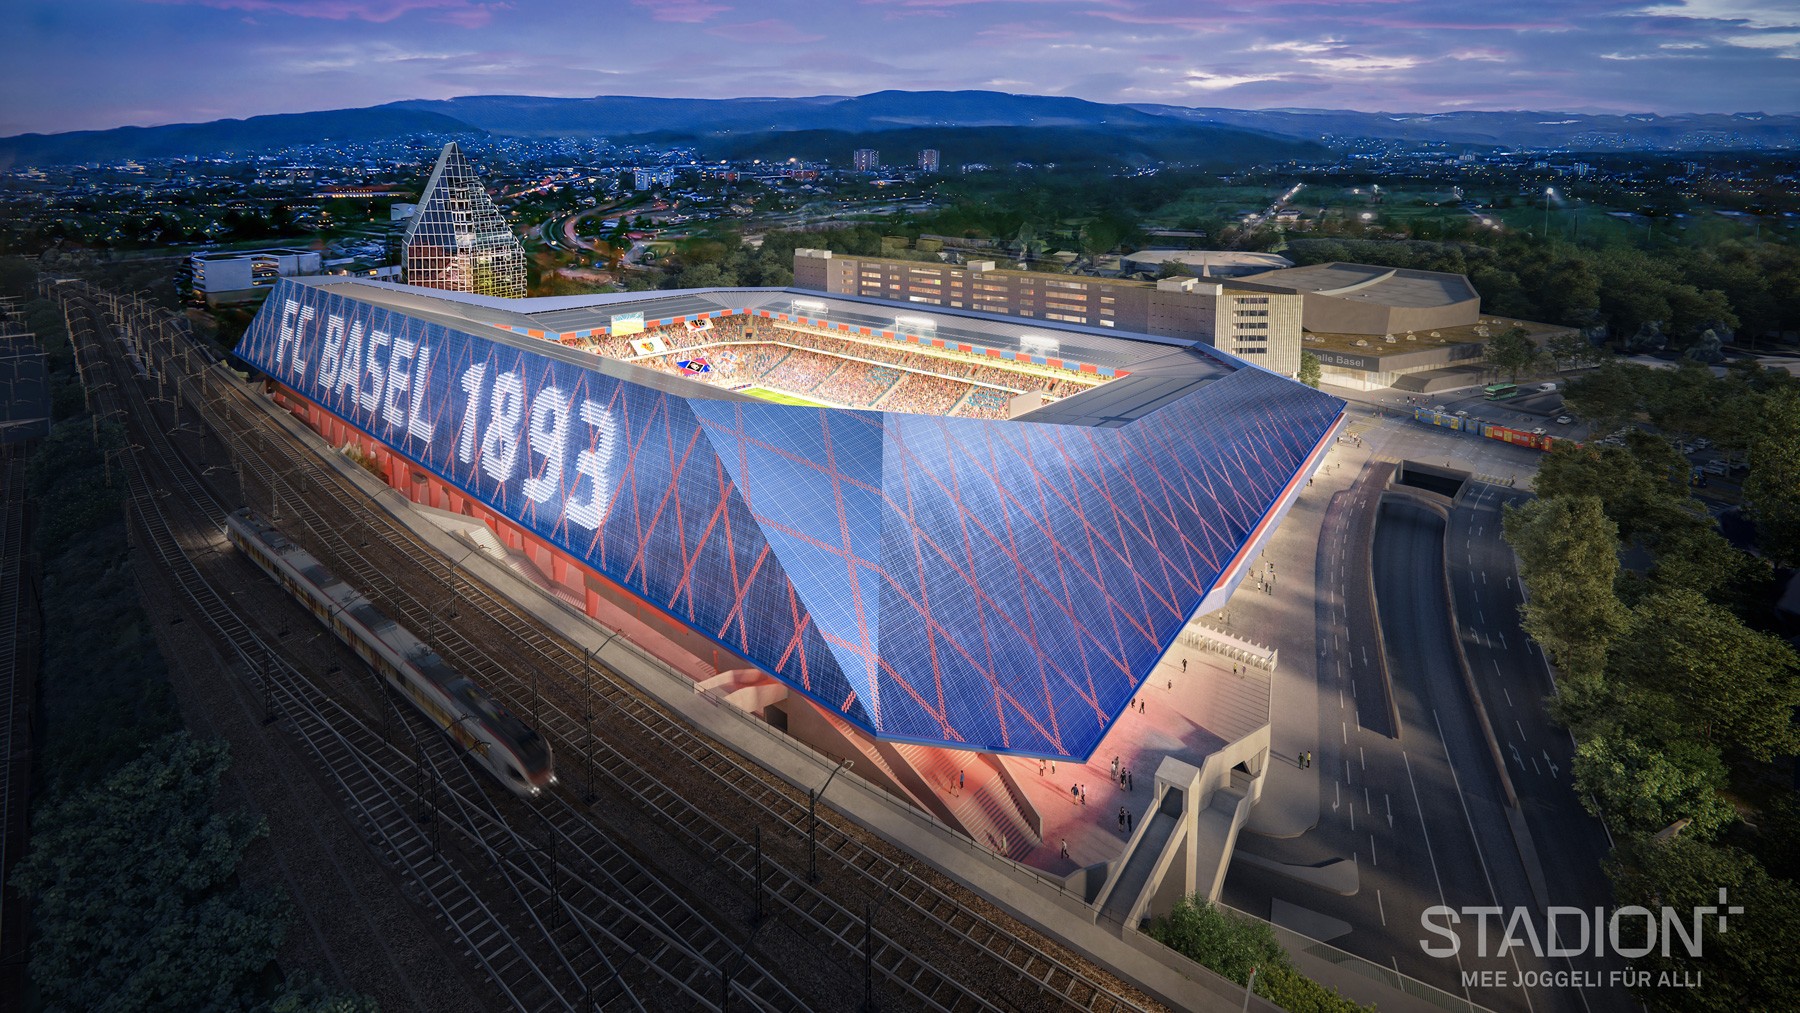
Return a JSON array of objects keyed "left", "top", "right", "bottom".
[
  {"left": 884, "top": 742, "right": 1036, "bottom": 860},
  {"left": 458, "top": 525, "right": 585, "bottom": 610}
]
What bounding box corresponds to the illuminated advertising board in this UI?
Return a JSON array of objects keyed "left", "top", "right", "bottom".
[{"left": 611, "top": 311, "right": 645, "bottom": 337}]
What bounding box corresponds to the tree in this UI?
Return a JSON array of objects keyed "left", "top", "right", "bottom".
[
  {"left": 1483, "top": 325, "right": 1541, "bottom": 382},
  {"left": 1544, "top": 332, "right": 1591, "bottom": 370},
  {"left": 1502, "top": 496, "right": 1629, "bottom": 684},
  {"left": 1608, "top": 837, "right": 1800, "bottom": 1013},
  {"left": 1611, "top": 589, "right": 1800, "bottom": 762},
  {"left": 1562, "top": 360, "right": 1642, "bottom": 434},
  {"left": 1145, "top": 897, "right": 1373, "bottom": 1013},
  {"left": 1298, "top": 350, "right": 1322, "bottom": 389},
  {"left": 10, "top": 733, "right": 289, "bottom": 1011},
  {"left": 1742, "top": 387, "right": 1800, "bottom": 567},
  {"left": 1572, "top": 735, "right": 1735, "bottom": 839}
]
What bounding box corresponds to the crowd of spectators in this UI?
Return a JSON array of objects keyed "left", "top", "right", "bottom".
[{"left": 549, "top": 314, "right": 1101, "bottom": 417}]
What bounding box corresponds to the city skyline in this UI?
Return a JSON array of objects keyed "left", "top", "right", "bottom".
[{"left": 3, "top": 0, "right": 1799, "bottom": 137}]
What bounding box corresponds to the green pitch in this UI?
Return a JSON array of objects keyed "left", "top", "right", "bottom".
[{"left": 742, "top": 387, "right": 827, "bottom": 407}]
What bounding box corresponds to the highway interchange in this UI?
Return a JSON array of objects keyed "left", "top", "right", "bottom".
[{"left": 1223, "top": 383, "right": 1630, "bottom": 1013}]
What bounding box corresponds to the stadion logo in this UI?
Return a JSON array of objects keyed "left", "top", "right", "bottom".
[{"left": 1419, "top": 890, "right": 1740, "bottom": 962}]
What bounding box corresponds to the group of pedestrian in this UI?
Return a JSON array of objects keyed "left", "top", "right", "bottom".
[
  {"left": 1117, "top": 806, "right": 1134, "bottom": 834},
  {"left": 1297, "top": 750, "right": 1312, "bottom": 769},
  {"left": 1070, "top": 783, "right": 1087, "bottom": 805}
]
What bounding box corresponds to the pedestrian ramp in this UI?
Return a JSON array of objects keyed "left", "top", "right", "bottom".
[{"left": 1089, "top": 754, "right": 1260, "bottom": 928}]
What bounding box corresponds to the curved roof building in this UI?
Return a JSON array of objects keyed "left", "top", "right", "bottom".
[
  {"left": 1241, "top": 261, "right": 1479, "bottom": 336},
  {"left": 235, "top": 278, "right": 1343, "bottom": 760}
]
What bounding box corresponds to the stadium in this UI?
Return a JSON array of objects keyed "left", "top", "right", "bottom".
[{"left": 234, "top": 277, "right": 1344, "bottom": 863}]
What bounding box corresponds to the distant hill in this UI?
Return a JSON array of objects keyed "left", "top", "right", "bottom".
[
  {"left": 5, "top": 89, "right": 1796, "bottom": 167},
  {"left": 639, "top": 123, "right": 1328, "bottom": 170},
  {"left": 385, "top": 89, "right": 1181, "bottom": 138},
  {"left": 0, "top": 107, "right": 480, "bottom": 167},
  {"left": 1133, "top": 104, "right": 1800, "bottom": 150}
]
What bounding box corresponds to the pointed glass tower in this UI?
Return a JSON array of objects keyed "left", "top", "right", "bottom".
[{"left": 402, "top": 142, "right": 527, "bottom": 299}]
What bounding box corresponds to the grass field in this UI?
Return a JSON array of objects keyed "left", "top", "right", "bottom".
[{"left": 742, "top": 386, "right": 828, "bottom": 407}]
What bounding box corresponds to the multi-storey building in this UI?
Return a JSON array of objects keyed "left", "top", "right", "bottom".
[
  {"left": 792, "top": 249, "right": 1304, "bottom": 376},
  {"left": 401, "top": 142, "right": 527, "bottom": 300},
  {"left": 188, "top": 247, "right": 322, "bottom": 305},
  {"left": 917, "top": 149, "right": 940, "bottom": 173},
  {"left": 852, "top": 148, "right": 880, "bottom": 172}
]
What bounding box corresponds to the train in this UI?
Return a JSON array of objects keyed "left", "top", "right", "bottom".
[
  {"left": 1410, "top": 407, "right": 1565, "bottom": 452},
  {"left": 225, "top": 508, "right": 555, "bottom": 797}
]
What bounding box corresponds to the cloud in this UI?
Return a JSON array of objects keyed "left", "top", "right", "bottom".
[
  {"left": 630, "top": 0, "right": 729, "bottom": 23},
  {"left": 1299, "top": 54, "right": 1424, "bottom": 73},
  {"left": 1182, "top": 70, "right": 1287, "bottom": 91},
  {"left": 705, "top": 19, "right": 823, "bottom": 43},
  {"left": 141, "top": 0, "right": 505, "bottom": 26},
  {"left": 1251, "top": 39, "right": 1342, "bottom": 55},
  {"left": 1635, "top": 0, "right": 1800, "bottom": 31}
]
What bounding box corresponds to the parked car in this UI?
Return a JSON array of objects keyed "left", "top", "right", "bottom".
[
  {"left": 1555, "top": 415, "right": 1573, "bottom": 424},
  {"left": 1531, "top": 427, "right": 1547, "bottom": 436},
  {"left": 1454, "top": 409, "right": 1470, "bottom": 417},
  {"left": 1705, "top": 460, "right": 1730, "bottom": 475},
  {"left": 1538, "top": 382, "right": 1558, "bottom": 392}
]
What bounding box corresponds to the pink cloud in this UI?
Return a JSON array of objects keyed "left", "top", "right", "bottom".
[
  {"left": 631, "top": 0, "right": 730, "bottom": 23},
  {"left": 142, "top": 0, "right": 505, "bottom": 26}
]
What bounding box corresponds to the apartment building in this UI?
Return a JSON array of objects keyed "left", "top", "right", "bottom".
[{"left": 792, "top": 249, "right": 1303, "bottom": 376}]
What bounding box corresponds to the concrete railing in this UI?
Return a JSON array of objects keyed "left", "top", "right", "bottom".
[{"left": 1182, "top": 623, "right": 1278, "bottom": 672}]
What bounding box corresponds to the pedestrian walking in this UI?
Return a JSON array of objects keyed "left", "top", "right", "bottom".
[
  {"left": 1118, "top": 807, "right": 1127, "bottom": 831},
  {"left": 1120, "top": 769, "right": 1127, "bottom": 788},
  {"left": 1081, "top": 785, "right": 1087, "bottom": 805},
  {"left": 1111, "top": 756, "right": 1119, "bottom": 781},
  {"left": 1039, "top": 758, "right": 1045, "bottom": 776},
  {"left": 1139, "top": 699, "right": 1146, "bottom": 715},
  {"left": 1127, "top": 770, "right": 1134, "bottom": 791},
  {"left": 1060, "top": 838, "right": 1069, "bottom": 859},
  {"left": 1181, "top": 658, "right": 1188, "bottom": 674},
  {"left": 1297, "top": 752, "right": 1305, "bottom": 769},
  {"left": 1071, "top": 783, "right": 1079, "bottom": 802},
  {"left": 1126, "top": 810, "right": 1133, "bottom": 833},
  {"left": 1167, "top": 678, "right": 1172, "bottom": 690},
  {"left": 959, "top": 769, "right": 964, "bottom": 789}
]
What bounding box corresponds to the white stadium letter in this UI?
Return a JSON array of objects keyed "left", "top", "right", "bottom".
[
  {"left": 289, "top": 305, "right": 315, "bottom": 378},
  {"left": 358, "top": 328, "right": 391, "bottom": 415},
  {"left": 522, "top": 387, "right": 570, "bottom": 504},
  {"left": 381, "top": 337, "right": 417, "bottom": 431},
  {"left": 406, "top": 345, "right": 435, "bottom": 444},
  {"left": 457, "top": 363, "right": 488, "bottom": 465},
  {"left": 479, "top": 371, "right": 526, "bottom": 483},
  {"left": 275, "top": 299, "right": 301, "bottom": 372},
  {"left": 318, "top": 315, "right": 347, "bottom": 388},
  {"left": 566, "top": 400, "right": 618, "bottom": 530},
  {"left": 335, "top": 320, "right": 366, "bottom": 406}
]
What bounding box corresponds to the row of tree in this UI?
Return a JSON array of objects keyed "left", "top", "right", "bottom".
[{"left": 1502, "top": 360, "right": 1800, "bottom": 1010}]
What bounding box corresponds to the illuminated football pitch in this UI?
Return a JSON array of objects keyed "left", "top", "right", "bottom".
[{"left": 742, "top": 386, "right": 828, "bottom": 408}]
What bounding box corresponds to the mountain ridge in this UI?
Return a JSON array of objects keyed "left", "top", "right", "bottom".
[{"left": 4, "top": 89, "right": 1796, "bottom": 167}]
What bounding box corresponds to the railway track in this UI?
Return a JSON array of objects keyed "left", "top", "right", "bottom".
[
  {"left": 84, "top": 284, "right": 1166, "bottom": 1013},
  {"left": 58, "top": 289, "right": 814, "bottom": 1013},
  {"left": 0, "top": 448, "right": 28, "bottom": 919}
]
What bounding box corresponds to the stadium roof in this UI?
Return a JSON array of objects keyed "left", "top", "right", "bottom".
[
  {"left": 235, "top": 278, "right": 1344, "bottom": 761},
  {"left": 1239, "top": 262, "right": 1478, "bottom": 309}
]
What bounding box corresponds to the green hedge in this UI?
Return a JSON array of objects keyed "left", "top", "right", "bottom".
[{"left": 1145, "top": 897, "right": 1374, "bottom": 1013}]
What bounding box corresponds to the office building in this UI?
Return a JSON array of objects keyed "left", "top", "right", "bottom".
[
  {"left": 852, "top": 148, "right": 879, "bottom": 172},
  {"left": 792, "top": 249, "right": 1304, "bottom": 376},
  {"left": 401, "top": 142, "right": 527, "bottom": 300},
  {"left": 917, "top": 149, "right": 940, "bottom": 173},
  {"left": 188, "top": 247, "right": 322, "bottom": 305}
]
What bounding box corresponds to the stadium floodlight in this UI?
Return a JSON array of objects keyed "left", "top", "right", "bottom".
[
  {"left": 893, "top": 315, "right": 937, "bottom": 333},
  {"left": 791, "top": 298, "right": 829, "bottom": 314}
]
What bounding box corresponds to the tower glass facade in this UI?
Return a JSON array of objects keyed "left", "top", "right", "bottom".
[{"left": 402, "top": 142, "right": 527, "bottom": 299}]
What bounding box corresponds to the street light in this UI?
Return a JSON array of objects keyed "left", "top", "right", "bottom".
[
  {"left": 1543, "top": 187, "right": 1555, "bottom": 240},
  {"left": 808, "top": 758, "right": 854, "bottom": 882}
]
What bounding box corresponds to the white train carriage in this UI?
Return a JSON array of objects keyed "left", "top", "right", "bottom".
[{"left": 226, "top": 508, "right": 554, "bottom": 797}]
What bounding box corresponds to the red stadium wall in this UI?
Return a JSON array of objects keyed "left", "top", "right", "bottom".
[{"left": 265, "top": 382, "right": 750, "bottom": 681}]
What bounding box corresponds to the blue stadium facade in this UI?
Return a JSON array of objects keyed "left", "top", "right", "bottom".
[{"left": 237, "top": 278, "right": 1344, "bottom": 762}]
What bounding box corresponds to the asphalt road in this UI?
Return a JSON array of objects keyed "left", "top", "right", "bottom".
[{"left": 1226, "top": 404, "right": 1636, "bottom": 1012}]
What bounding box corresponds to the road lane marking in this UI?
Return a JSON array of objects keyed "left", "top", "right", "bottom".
[
  {"left": 1351, "top": 679, "right": 1357, "bottom": 699},
  {"left": 1531, "top": 756, "right": 1541, "bottom": 776},
  {"left": 1478, "top": 607, "right": 1486, "bottom": 624},
  {"left": 1342, "top": 721, "right": 1348, "bottom": 745},
  {"left": 1543, "top": 749, "right": 1560, "bottom": 778},
  {"left": 1516, "top": 719, "right": 1526, "bottom": 741},
  {"left": 1366, "top": 786, "right": 1372, "bottom": 814},
  {"left": 1432, "top": 709, "right": 1538, "bottom": 1013},
  {"left": 1377, "top": 889, "right": 1387, "bottom": 925},
  {"left": 1361, "top": 645, "right": 1368, "bottom": 667},
  {"left": 1360, "top": 746, "right": 1366, "bottom": 770},
  {"left": 1503, "top": 687, "right": 1512, "bottom": 707},
  {"left": 1371, "top": 834, "right": 1378, "bottom": 866},
  {"left": 1334, "top": 780, "right": 1341, "bottom": 811},
  {"left": 1386, "top": 793, "right": 1393, "bottom": 829},
  {"left": 1497, "top": 630, "right": 1507, "bottom": 650}
]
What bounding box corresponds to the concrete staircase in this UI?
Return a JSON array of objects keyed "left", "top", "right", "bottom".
[
  {"left": 882, "top": 742, "right": 1037, "bottom": 860},
  {"left": 458, "top": 524, "right": 585, "bottom": 610}
]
